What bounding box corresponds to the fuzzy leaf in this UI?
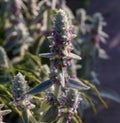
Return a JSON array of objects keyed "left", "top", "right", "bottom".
[
  {"left": 47, "top": 36, "right": 54, "bottom": 41},
  {"left": 68, "top": 53, "right": 82, "bottom": 60},
  {"left": 99, "top": 48, "right": 109, "bottom": 59},
  {"left": 27, "top": 80, "right": 53, "bottom": 94},
  {"left": 0, "top": 110, "right": 11, "bottom": 116},
  {"left": 98, "top": 87, "right": 120, "bottom": 103},
  {"left": 100, "top": 31, "right": 109, "bottom": 38},
  {"left": 39, "top": 53, "right": 54, "bottom": 58},
  {"left": 67, "top": 78, "right": 90, "bottom": 90}
]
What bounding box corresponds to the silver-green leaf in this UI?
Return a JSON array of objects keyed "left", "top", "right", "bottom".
[
  {"left": 27, "top": 80, "right": 53, "bottom": 94},
  {"left": 68, "top": 53, "right": 82, "bottom": 60},
  {"left": 67, "top": 78, "right": 90, "bottom": 90},
  {"left": 98, "top": 87, "right": 120, "bottom": 103},
  {"left": 39, "top": 53, "right": 54, "bottom": 58}
]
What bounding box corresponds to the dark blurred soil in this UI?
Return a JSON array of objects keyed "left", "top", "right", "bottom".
[{"left": 67, "top": 0, "right": 120, "bottom": 123}]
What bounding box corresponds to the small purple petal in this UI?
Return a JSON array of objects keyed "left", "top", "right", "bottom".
[
  {"left": 68, "top": 28, "right": 73, "bottom": 35},
  {"left": 67, "top": 114, "right": 72, "bottom": 122},
  {"left": 0, "top": 115, "right": 3, "bottom": 122},
  {"left": 51, "top": 29, "right": 55, "bottom": 36},
  {"left": 95, "top": 36, "right": 100, "bottom": 45}
]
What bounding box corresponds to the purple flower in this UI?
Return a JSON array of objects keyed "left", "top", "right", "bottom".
[{"left": 0, "top": 115, "right": 3, "bottom": 122}]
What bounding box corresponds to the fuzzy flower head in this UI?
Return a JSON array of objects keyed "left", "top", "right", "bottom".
[
  {"left": 12, "top": 72, "right": 35, "bottom": 111},
  {"left": 52, "top": 9, "right": 72, "bottom": 45},
  {"left": 12, "top": 72, "right": 29, "bottom": 100},
  {"left": 49, "top": 9, "right": 80, "bottom": 69},
  {"left": 39, "top": 9, "right": 82, "bottom": 86}
]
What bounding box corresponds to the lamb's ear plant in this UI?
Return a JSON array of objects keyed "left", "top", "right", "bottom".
[
  {"left": 0, "top": 1, "right": 120, "bottom": 123},
  {"left": 74, "top": 8, "right": 109, "bottom": 80},
  {"left": 27, "top": 9, "right": 89, "bottom": 123},
  {"left": 4, "top": 0, "right": 34, "bottom": 63},
  {"left": 72, "top": 8, "right": 120, "bottom": 115}
]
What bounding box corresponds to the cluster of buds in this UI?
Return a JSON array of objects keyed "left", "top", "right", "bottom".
[
  {"left": 40, "top": 9, "right": 81, "bottom": 69},
  {"left": 11, "top": 72, "right": 35, "bottom": 111},
  {"left": 50, "top": 9, "right": 76, "bottom": 68}
]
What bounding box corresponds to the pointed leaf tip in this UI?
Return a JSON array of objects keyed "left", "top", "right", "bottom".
[
  {"left": 39, "top": 53, "right": 54, "bottom": 58},
  {"left": 68, "top": 53, "right": 82, "bottom": 60},
  {"left": 0, "top": 110, "right": 11, "bottom": 116},
  {"left": 27, "top": 80, "right": 53, "bottom": 95},
  {"left": 67, "top": 78, "right": 90, "bottom": 90},
  {"left": 98, "top": 87, "right": 120, "bottom": 103}
]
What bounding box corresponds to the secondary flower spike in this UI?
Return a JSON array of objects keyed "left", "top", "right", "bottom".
[{"left": 11, "top": 72, "right": 35, "bottom": 111}]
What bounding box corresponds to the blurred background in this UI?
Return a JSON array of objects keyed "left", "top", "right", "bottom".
[{"left": 66, "top": 0, "right": 120, "bottom": 123}]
